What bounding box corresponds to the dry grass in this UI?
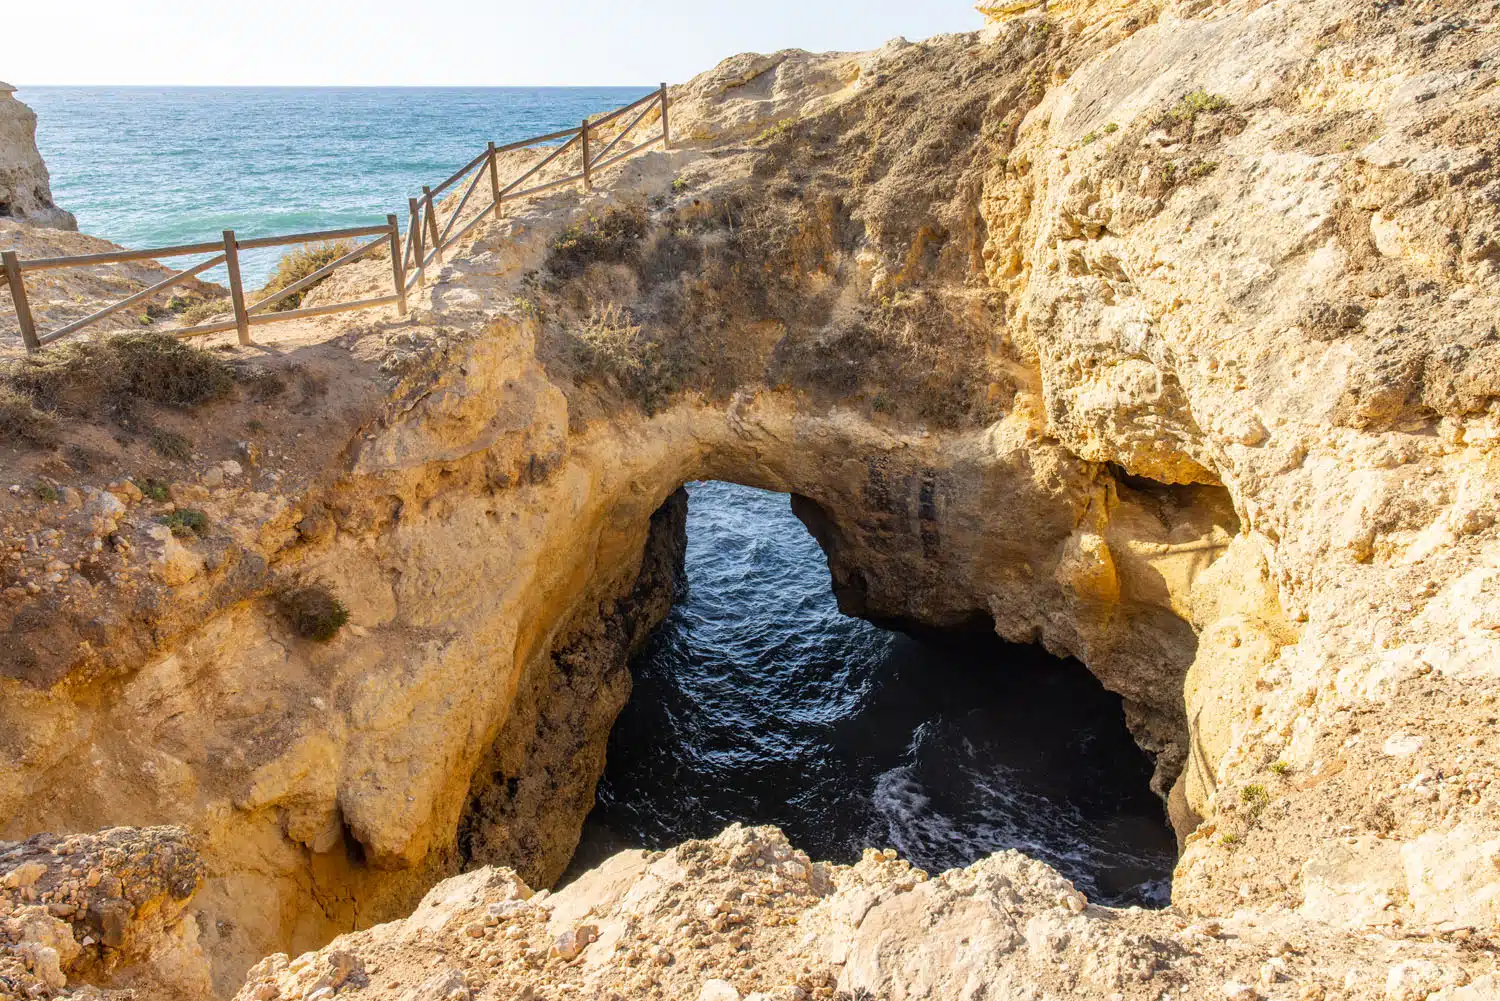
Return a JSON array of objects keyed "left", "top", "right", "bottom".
[
  {"left": 0, "top": 385, "right": 57, "bottom": 446},
  {"left": 259, "top": 241, "right": 355, "bottom": 311},
  {"left": 1, "top": 331, "right": 234, "bottom": 427},
  {"left": 273, "top": 577, "right": 350, "bottom": 642},
  {"left": 174, "top": 297, "right": 232, "bottom": 326},
  {"left": 545, "top": 207, "right": 648, "bottom": 280}
]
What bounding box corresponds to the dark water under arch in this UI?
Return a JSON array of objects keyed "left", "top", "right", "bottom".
[{"left": 572, "top": 481, "right": 1177, "bottom": 905}]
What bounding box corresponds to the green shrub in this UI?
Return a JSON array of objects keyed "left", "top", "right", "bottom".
[
  {"left": 1162, "top": 88, "right": 1231, "bottom": 125},
  {"left": 1240, "top": 783, "right": 1270, "bottom": 813},
  {"left": 33, "top": 482, "right": 58, "bottom": 503},
  {"left": 159, "top": 508, "right": 208, "bottom": 537},
  {"left": 1269, "top": 760, "right": 1291, "bottom": 776},
  {"left": 259, "top": 241, "right": 354, "bottom": 311},
  {"left": 546, "top": 207, "right": 648, "bottom": 279},
  {"left": 134, "top": 477, "right": 170, "bottom": 502},
  {"left": 274, "top": 578, "right": 350, "bottom": 642},
  {"left": 150, "top": 429, "right": 193, "bottom": 462},
  {"left": 753, "top": 117, "right": 799, "bottom": 145}
]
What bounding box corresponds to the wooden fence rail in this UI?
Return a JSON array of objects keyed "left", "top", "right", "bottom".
[{"left": 1, "top": 84, "right": 670, "bottom": 353}]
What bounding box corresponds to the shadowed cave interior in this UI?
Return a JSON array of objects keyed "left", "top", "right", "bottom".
[{"left": 566, "top": 481, "right": 1179, "bottom": 906}]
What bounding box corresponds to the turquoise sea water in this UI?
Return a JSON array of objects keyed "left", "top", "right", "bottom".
[{"left": 21, "top": 86, "right": 652, "bottom": 282}]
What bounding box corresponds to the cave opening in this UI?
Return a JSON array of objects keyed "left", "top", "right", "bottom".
[{"left": 569, "top": 481, "right": 1179, "bottom": 906}]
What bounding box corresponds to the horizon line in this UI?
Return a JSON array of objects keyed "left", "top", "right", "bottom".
[{"left": 15, "top": 83, "right": 665, "bottom": 90}]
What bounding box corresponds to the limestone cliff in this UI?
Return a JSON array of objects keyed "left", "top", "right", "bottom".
[
  {"left": 0, "top": 84, "right": 75, "bottom": 231},
  {"left": 0, "top": 0, "right": 1498, "bottom": 998}
]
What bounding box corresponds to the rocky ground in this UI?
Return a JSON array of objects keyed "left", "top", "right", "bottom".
[{"left": 1, "top": 0, "right": 1499, "bottom": 998}]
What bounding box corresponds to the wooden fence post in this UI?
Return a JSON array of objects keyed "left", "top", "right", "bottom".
[
  {"left": 423, "top": 186, "right": 443, "bottom": 265},
  {"left": 660, "top": 82, "right": 671, "bottom": 150},
  {"left": 222, "top": 230, "right": 251, "bottom": 345},
  {"left": 2, "top": 251, "right": 41, "bottom": 352},
  {"left": 408, "top": 197, "right": 426, "bottom": 287},
  {"left": 581, "top": 119, "right": 592, "bottom": 191},
  {"left": 386, "top": 214, "right": 407, "bottom": 317},
  {"left": 488, "top": 141, "right": 502, "bottom": 218}
]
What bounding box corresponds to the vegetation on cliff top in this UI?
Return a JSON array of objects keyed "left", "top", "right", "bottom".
[{"left": 0, "top": 332, "right": 234, "bottom": 445}]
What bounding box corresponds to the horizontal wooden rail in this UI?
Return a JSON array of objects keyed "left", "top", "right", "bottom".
[
  {"left": 236, "top": 225, "right": 391, "bottom": 250},
  {"left": 491, "top": 126, "right": 584, "bottom": 155},
  {"left": 246, "top": 237, "right": 386, "bottom": 315},
  {"left": 18, "top": 241, "right": 225, "bottom": 272},
  {"left": 5, "top": 88, "right": 669, "bottom": 353},
  {"left": 246, "top": 294, "right": 400, "bottom": 325},
  {"left": 41, "top": 253, "right": 226, "bottom": 344},
  {"left": 172, "top": 317, "right": 241, "bottom": 339}
]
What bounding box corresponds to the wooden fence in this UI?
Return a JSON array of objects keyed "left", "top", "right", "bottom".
[{"left": 1, "top": 84, "right": 670, "bottom": 353}]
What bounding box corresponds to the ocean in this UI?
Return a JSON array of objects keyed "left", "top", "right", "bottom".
[
  {"left": 22, "top": 86, "right": 653, "bottom": 282},
  {"left": 580, "top": 482, "right": 1177, "bottom": 905}
]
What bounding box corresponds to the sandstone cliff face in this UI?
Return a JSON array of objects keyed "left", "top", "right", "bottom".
[
  {"left": 1, "top": 826, "right": 208, "bottom": 999},
  {"left": 0, "top": 85, "right": 75, "bottom": 231},
  {"left": 0, "top": 0, "right": 1498, "bottom": 998}
]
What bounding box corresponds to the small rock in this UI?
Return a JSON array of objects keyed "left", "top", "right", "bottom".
[
  {"left": 699, "top": 979, "right": 742, "bottom": 1001},
  {"left": 1223, "top": 983, "right": 1260, "bottom": 1001},
  {"left": 1383, "top": 734, "right": 1425, "bottom": 757},
  {"left": 551, "top": 924, "right": 598, "bottom": 961}
]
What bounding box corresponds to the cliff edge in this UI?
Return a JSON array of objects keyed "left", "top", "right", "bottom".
[{"left": 0, "top": 83, "right": 76, "bottom": 231}]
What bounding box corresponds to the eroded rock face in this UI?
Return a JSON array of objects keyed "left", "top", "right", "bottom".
[
  {"left": 232, "top": 825, "right": 1498, "bottom": 1001},
  {"left": 0, "top": 826, "right": 209, "bottom": 999},
  {"left": 0, "top": 0, "right": 1497, "bottom": 996},
  {"left": 0, "top": 84, "right": 75, "bottom": 230}
]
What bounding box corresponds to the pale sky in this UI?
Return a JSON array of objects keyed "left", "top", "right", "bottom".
[{"left": 8, "top": 1, "right": 984, "bottom": 87}]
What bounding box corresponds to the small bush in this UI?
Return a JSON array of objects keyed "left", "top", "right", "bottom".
[
  {"left": 1082, "top": 131, "right": 1100, "bottom": 146},
  {"left": 1269, "top": 760, "right": 1291, "bottom": 776},
  {"left": 1162, "top": 88, "right": 1231, "bottom": 125},
  {"left": 150, "top": 429, "right": 193, "bottom": 462},
  {"left": 0, "top": 385, "right": 56, "bottom": 446},
  {"left": 1102, "top": 122, "right": 1119, "bottom": 135},
  {"left": 545, "top": 207, "right": 648, "bottom": 280},
  {"left": 274, "top": 578, "right": 350, "bottom": 642},
  {"left": 566, "top": 302, "right": 676, "bottom": 412},
  {"left": 134, "top": 476, "right": 170, "bottom": 502},
  {"left": 753, "top": 117, "right": 799, "bottom": 145},
  {"left": 159, "top": 508, "right": 208, "bottom": 537},
  {"left": 175, "top": 297, "right": 232, "bottom": 327},
  {"left": 1186, "top": 160, "right": 1219, "bottom": 181},
  {"left": 2, "top": 331, "right": 234, "bottom": 417},
  {"left": 259, "top": 241, "right": 354, "bottom": 311},
  {"left": 1240, "top": 784, "right": 1270, "bottom": 813},
  {"left": 34, "top": 482, "right": 59, "bottom": 503}
]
